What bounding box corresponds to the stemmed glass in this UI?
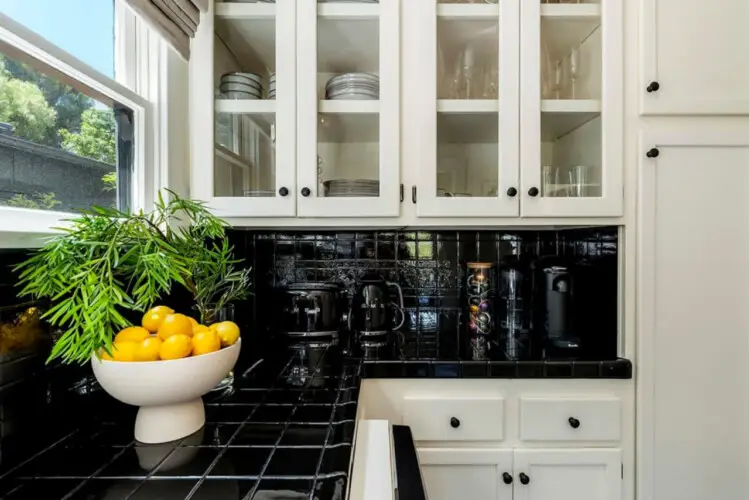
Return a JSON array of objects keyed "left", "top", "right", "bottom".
[
  {"left": 552, "top": 60, "right": 563, "bottom": 99},
  {"left": 569, "top": 46, "right": 580, "bottom": 99}
]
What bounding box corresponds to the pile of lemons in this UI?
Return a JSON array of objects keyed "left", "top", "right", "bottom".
[{"left": 100, "top": 306, "right": 240, "bottom": 362}]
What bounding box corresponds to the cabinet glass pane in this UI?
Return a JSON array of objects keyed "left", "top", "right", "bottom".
[
  {"left": 539, "top": 4, "right": 602, "bottom": 198},
  {"left": 214, "top": 113, "right": 276, "bottom": 198},
  {"left": 316, "top": 10, "right": 381, "bottom": 198},
  {"left": 214, "top": 13, "right": 278, "bottom": 198},
  {"left": 437, "top": 19, "right": 498, "bottom": 100}
]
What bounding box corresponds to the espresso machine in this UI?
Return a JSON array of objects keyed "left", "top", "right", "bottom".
[
  {"left": 350, "top": 273, "right": 405, "bottom": 358},
  {"left": 532, "top": 257, "right": 581, "bottom": 359}
]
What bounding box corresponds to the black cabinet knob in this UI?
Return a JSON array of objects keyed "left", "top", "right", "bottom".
[
  {"left": 301, "top": 187, "right": 311, "bottom": 197},
  {"left": 646, "top": 81, "right": 660, "bottom": 93},
  {"left": 528, "top": 187, "right": 539, "bottom": 197},
  {"left": 519, "top": 473, "right": 530, "bottom": 485},
  {"left": 646, "top": 148, "right": 660, "bottom": 158},
  {"left": 450, "top": 417, "right": 460, "bottom": 428},
  {"left": 278, "top": 187, "right": 289, "bottom": 197},
  {"left": 506, "top": 187, "right": 517, "bottom": 197},
  {"left": 502, "top": 472, "right": 513, "bottom": 485},
  {"left": 568, "top": 417, "right": 581, "bottom": 429}
]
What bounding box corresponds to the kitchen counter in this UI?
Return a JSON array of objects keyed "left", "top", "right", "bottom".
[{"left": 0, "top": 343, "right": 631, "bottom": 500}]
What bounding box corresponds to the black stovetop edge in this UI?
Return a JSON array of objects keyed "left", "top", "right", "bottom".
[{"left": 360, "top": 357, "right": 632, "bottom": 379}]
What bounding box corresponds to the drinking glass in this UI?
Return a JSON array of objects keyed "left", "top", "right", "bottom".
[
  {"left": 569, "top": 165, "right": 588, "bottom": 197},
  {"left": 569, "top": 46, "right": 580, "bottom": 99},
  {"left": 542, "top": 165, "right": 554, "bottom": 197},
  {"left": 552, "top": 60, "right": 563, "bottom": 99},
  {"left": 554, "top": 166, "right": 569, "bottom": 197}
]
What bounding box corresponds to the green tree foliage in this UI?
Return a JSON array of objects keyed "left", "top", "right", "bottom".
[
  {"left": 0, "top": 59, "right": 57, "bottom": 143},
  {"left": 59, "top": 108, "right": 116, "bottom": 164},
  {"left": 6, "top": 192, "right": 61, "bottom": 210}
]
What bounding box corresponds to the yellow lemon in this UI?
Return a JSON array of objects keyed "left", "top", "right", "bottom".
[
  {"left": 150, "top": 305, "right": 175, "bottom": 315},
  {"left": 134, "top": 336, "right": 163, "bottom": 362},
  {"left": 157, "top": 313, "right": 194, "bottom": 341},
  {"left": 214, "top": 321, "right": 240, "bottom": 347},
  {"left": 158, "top": 334, "right": 192, "bottom": 360},
  {"left": 110, "top": 341, "right": 139, "bottom": 362},
  {"left": 191, "top": 330, "right": 221, "bottom": 356},
  {"left": 142, "top": 310, "right": 169, "bottom": 333},
  {"left": 193, "top": 324, "right": 211, "bottom": 335},
  {"left": 209, "top": 323, "right": 219, "bottom": 333},
  {"left": 114, "top": 326, "right": 150, "bottom": 344},
  {"left": 188, "top": 316, "right": 199, "bottom": 329},
  {"left": 99, "top": 347, "right": 115, "bottom": 361}
]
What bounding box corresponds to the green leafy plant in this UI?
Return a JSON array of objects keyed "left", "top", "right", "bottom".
[
  {"left": 15, "top": 191, "right": 251, "bottom": 365},
  {"left": 6, "top": 192, "right": 61, "bottom": 210}
]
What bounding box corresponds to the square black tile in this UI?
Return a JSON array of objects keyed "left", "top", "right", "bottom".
[
  {"left": 263, "top": 389, "right": 304, "bottom": 404},
  {"left": 278, "top": 424, "right": 329, "bottom": 447},
  {"left": 189, "top": 478, "right": 257, "bottom": 498},
  {"left": 329, "top": 421, "right": 356, "bottom": 446},
  {"left": 313, "top": 475, "right": 348, "bottom": 499},
  {"left": 231, "top": 423, "right": 286, "bottom": 446},
  {"left": 221, "top": 390, "right": 267, "bottom": 405},
  {"left": 516, "top": 362, "right": 544, "bottom": 378},
  {"left": 291, "top": 405, "right": 334, "bottom": 424},
  {"left": 248, "top": 405, "right": 294, "bottom": 424},
  {"left": 151, "top": 447, "right": 221, "bottom": 477},
  {"left": 13, "top": 445, "right": 121, "bottom": 478},
  {"left": 205, "top": 405, "right": 255, "bottom": 424},
  {"left": 572, "top": 361, "right": 601, "bottom": 378},
  {"left": 185, "top": 423, "right": 240, "bottom": 446},
  {"left": 208, "top": 448, "right": 271, "bottom": 477},
  {"left": 333, "top": 403, "right": 357, "bottom": 422},
  {"left": 489, "top": 362, "right": 517, "bottom": 378},
  {"left": 301, "top": 388, "right": 338, "bottom": 404},
  {"left": 249, "top": 479, "right": 315, "bottom": 499},
  {"left": 319, "top": 445, "right": 352, "bottom": 475},
  {"left": 95, "top": 447, "right": 163, "bottom": 478},
  {"left": 127, "top": 478, "right": 198, "bottom": 499},
  {"left": 65, "top": 426, "right": 134, "bottom": 448},
  {"left": 432, "top": 361, "right": 461, "bottom": 378},
  {"left": 543, "top": 362, "right": 573, "bottom": 378},
  {"left": 2, "top": 479, "right": 84, "bottom": 499},
  {"left": 462, "top": 362, "right": 489, "bottom": 378},
  {"left": 263, "top": 448, "right": 322, "bottom": 477}
]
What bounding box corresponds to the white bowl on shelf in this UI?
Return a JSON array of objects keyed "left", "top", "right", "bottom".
[{"left": 91, "top": 339, "right": 241, "bottom": 444}]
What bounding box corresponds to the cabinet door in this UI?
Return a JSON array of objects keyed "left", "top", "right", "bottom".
[
  {"left": 417, "top": 448, "right": 513, "bottom": 500},
  {"left": 412, "top": 0, "right": 520, "bottom": 217},
  {"left": 641, "top": 0, "right": 749, "bottom": 115},
  {"left": 638, "top": 127, "right": 749, "bottom": 500},
  {"left": 190, "top": 0, "right": 297, "bottom": 217},
  {"left": 513, "top": 449, "right": 621, "bottom": 500},
  {"left": 296, "top": 0, "right": 400, "bottom": 218},
  {"left": 519, "top": 0, "right": 623, "bottom": 217}
]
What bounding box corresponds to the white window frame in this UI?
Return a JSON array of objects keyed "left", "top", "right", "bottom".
[{"left": 0, "top": 1, "right": 188, "bottom": 247}]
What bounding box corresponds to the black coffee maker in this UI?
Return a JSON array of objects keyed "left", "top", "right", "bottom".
[
  {"left": 532, "top": 257, "right": 581, "bottom": 359},
  {"left": 350, "top": 273, "right": 405, "bottom": 356}
]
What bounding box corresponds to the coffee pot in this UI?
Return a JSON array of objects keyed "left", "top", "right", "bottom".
[{"left": 350, "top": 273, "right": 405, "bottom": 339}]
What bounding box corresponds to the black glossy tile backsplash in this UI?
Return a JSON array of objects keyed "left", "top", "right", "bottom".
[{"left": 228, "top": 227, "right": 619, "bottom": 361}]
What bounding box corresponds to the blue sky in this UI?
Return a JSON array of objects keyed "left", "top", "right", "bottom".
[{"left": 1, "top": 0, "right": 114, "bottom": 77}]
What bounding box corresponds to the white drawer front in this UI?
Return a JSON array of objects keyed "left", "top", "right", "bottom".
[
  {"left": 520, "top": 397, "right": 622, "bottom": 442},
  {"left": 403, "top": 396, "right": 504, "bottom": 442}
]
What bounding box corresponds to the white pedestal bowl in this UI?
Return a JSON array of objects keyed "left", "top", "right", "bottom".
[{"left": 91, "top": 339, "right": 241, "bottom": 444}]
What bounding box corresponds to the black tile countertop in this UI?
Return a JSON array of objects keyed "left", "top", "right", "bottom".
[{"left": 0, "top": 344, "right": 631, "bottom": 500}]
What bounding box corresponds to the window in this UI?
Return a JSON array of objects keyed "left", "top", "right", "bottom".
[{"left": 0, "top": 7, "right": 151, "bottom": 232}]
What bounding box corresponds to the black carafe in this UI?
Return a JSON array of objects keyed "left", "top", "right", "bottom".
[
  {"left": 350, "top": 273, "right": 405, "bottom": 357},
  {"left": 533, "top": 257, "right": 581, "bottom": 359}
]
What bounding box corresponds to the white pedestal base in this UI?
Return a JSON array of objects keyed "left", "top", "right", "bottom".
[{"left": 134, "top": 398, "right": 205, "bottom": 444}]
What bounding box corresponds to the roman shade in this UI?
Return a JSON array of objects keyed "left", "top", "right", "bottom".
[{"left": 124, "top": 0, "right": 208, "bottom": 59}]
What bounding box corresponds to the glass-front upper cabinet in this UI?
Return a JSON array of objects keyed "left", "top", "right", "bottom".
[
  {"left": 414, "top": 0, "right": 520, "bottom": 217},
  {"left": 296, "top": 0, "right": 400, "bottom": 217},
  {"left": 520, "top": 0, "right": 623, "bottom": 217},
  {"left": 191, "top": 0, "right": 297, "bottom": 217}
]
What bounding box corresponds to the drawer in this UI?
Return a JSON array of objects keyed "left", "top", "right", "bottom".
[
  {"left": 403, "top": 396, "right": 504, "bottom": 442},
  {"left": 520, "top": 397, "right": 621, "bottom": 442}
]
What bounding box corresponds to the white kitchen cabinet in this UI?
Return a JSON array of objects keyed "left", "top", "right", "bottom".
[
  {"left": 191, "top": 0, "right": 298, "bottom": 218},
  {"left": 513, "top": 449, "right": 621, "bottom": 500},
  {"left": 640, "top": 0, "right": 749, "bottom": 115},
  {"left": 638, "top": 125, "right": 749, "bottom": 500},
  {"left": 296, "top": 0, "right": 401, "bottom": 217},
  {"left": 418, "top": 448, "right": 513, "bottom": 500}
]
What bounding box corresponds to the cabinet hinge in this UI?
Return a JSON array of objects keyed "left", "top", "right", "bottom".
[
  {"left": 400, "top": 184, "right": 404, "bottom": 203},
  {"left": 621, "top": 464, "right": 623, "bottom": 479},
  {"left": 412, "top": 185, "right": 417, "bottom": 204}
]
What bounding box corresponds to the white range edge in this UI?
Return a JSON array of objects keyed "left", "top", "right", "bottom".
[{"left": 348, "top": 419, "right": 395, "bottom": 500}]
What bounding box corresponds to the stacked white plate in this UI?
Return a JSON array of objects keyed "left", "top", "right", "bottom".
[
  {"left": 323, "top": 179, "right": 380, "bottom": 197},
  {"left": 219, "top": 72, "right": 264, "bottom": 100},
  {"left": 325, "top": 73, "right": 379, "bottom": 100},
  {"left": 268, "top": 73, "right": 276, "bottom": 100}
]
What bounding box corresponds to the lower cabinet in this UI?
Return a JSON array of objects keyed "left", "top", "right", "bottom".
[{"left": 418, "top": 448, "right": 622, "bottom": 500}]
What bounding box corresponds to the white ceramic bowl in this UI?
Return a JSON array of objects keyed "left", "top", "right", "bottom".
[{"left": 91, "top": 339, "right": 241, "bottom": 444}]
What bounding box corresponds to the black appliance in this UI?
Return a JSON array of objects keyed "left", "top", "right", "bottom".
[
  {"left": 279, "top": 282, "right": 345, "bottom": 339},
  {"left": 533, "top": 257, "right": 580, "bottom": 359},
  {"left": 350, "top": 273, "right": 405, "bottom": 354}
]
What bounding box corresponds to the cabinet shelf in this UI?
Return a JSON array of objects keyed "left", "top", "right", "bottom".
[
  {"left": 436, "top": 4, "right": 499, "bottom": 20},
  {"left": 541, "top": 99, "right": 600, "bottom": 140},
  {"left": 540, "top": 4, "right": 601, "bottom": 20},
  {"left": 438, "top": 99, "right": 498, "bottom": 113},
  {"left": 216, "top": 2, "right": 275, "bottom": 20},
  {"left": 317, "top": 3, "right": 379, "bottom": 20},
  {"left": 319, "top": 100, "right": 379, "bottom": 114},
  {"left": 215, "top": 99, "right": 276, "bottom": 114}
]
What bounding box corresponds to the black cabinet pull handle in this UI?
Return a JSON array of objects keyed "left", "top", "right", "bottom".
[
  {"left": 412, "top": 185, "right": 417, "bottom": 204},
  {"left": 450, "top": 417, "right": 460, "bottom": 428},
  {"left": 528, "top": 187, "right": 539, "bottom": 197},
  {"left": 646, "top": 148, "right": 660, "bottom": 158},
  {"left": 519, "top": 473, "right": 530, "bottom": 485},
  {"left": 301, "top": 187, "right": 311, "bottom": 197},
  {"left": 506, "top": 187, "right": 517, "bottom": 197},
  {"left": 502, "top": 472, "right": 513, "bottom": 485},
  {"left": 568, "top": 417, "right": 581, "bottom": 429},
  {"left": 646, "top": 81, "right": 660, "bottom": 93},
  {"left": 278, "top": 187, "right": 289, "bottom": 197}
]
